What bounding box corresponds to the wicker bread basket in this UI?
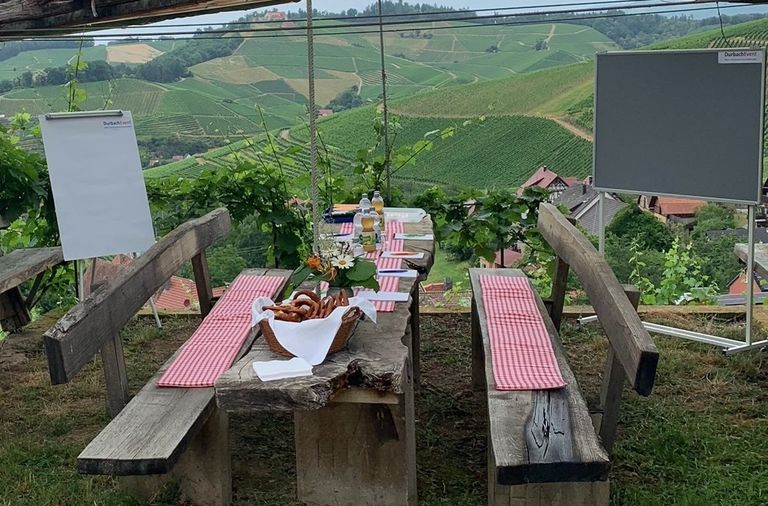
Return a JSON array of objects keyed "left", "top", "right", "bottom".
[{"left": 260, "top": 306, "right": 363, "bottom": 357}]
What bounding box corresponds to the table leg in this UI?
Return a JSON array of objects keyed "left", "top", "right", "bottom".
[
  {"left": 410, "top": 288, "right": 421, "bottom": 386},
  {"left": 294, "top": 384, "right": 417, "bottom": 505}
]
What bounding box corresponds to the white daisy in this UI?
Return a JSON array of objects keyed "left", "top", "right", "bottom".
[{"left": 331, "top": 255, "right": 355, "bottom": 270}]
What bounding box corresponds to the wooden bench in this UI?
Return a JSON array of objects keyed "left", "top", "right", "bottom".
[
  {"left": 470, "top": 203, "right": 659, "bottom": 506},
  {"left": 0, "top": 247, "right": 63, "bottom": 332},
  {"left": 41, "top": 209, "right": 291, "bottom": 505}
]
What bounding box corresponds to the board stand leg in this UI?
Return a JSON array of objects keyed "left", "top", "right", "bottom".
[{"left": 587, "top": 203, "right": 759, "bottom": 355}]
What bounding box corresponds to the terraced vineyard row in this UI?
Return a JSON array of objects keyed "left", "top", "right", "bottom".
[{"left": 291, "top": 108, "right": 592, "bottom": 188}]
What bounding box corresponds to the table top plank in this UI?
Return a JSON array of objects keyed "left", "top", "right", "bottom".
[
  {"left": 470, "top": 268, "right": 609, "bottom": 486},
  {"left": 0, "top": 247, "right": 63, "bottom": 294},
  {"left": 734, "top": 243, "right": 768, "bottom": 280},
  {"left": 215, "top": 213, "right": 435, "bottom": 413},
  {"left": 78, "top": 268, "right": 292, "bottom": 476}
]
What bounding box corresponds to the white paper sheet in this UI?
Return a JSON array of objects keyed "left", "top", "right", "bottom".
[
  {"left": 377, "top": 269, "right": 419, "bottom": 278},
  {"left": 384, "top": 207, "right": 426, "bottom": 223},
  {"left": 356, "top": 291, "right": 410, "bottom": 302},
  {"left": 252, "top": 296, "right": 377, "bottom": 366},
  {"left": 395, "top": 233, "right": 434, "bottom": 241},
  {"left": 253, "top": 357, "right": 313, "bottom": 382},
  {"left": 39, "top": 111, "right": 155, "bottom": 261},
  {"left": 381, "top": 251, "right": 425, "bottom": 259}
]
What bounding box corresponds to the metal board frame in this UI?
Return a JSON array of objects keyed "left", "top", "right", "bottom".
[{"left": 592, "top": 48, "right": 765, "bottom": 205}]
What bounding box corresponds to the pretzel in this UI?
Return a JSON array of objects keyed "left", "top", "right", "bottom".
[
  {"left": 274, "top": 310, "right": 303, "bottom": 322},
  {"left": 292, "top": 298, "right": 319, "bottom": 318},
  {"left": 293, "top": 289, "right": 321, "bottom": 303},
  {"left": 338, "top": 289, "right": 349, "bottom": 306}
]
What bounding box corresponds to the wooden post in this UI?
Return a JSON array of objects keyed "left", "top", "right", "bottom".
[
  {"left": 0, "top": 288, "right": 31, "bottom": 333},
  {"left": 100, "top": 333, "right": 130, "bottom": 417},
  {"left": 294, "top": 327, "right": 417, "bottom": 505},
  {"left": 191, "top": 251, "right": 213, "bottom": 318},
  {"left": 549, "top": 256, "right": 570, "bottom": 331},
  {"left": 120, "top": 406, "right": 232, "bottom": 506},
  {"left": 471, "top": 296, "right": 484, "bottom": 391},
  {"left": 410, "top": 287, "right": 421, "bottom": 386},
  {"left": 597, "top": 285, "right": 640, "bottom": 454}
]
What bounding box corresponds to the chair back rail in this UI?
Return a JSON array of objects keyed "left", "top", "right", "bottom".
[
  {"left": 538, "top": 203, "right": 658, "bottom": 396},
  {"left": 43, "top": 208, "right": 231, "bottom": 386}
]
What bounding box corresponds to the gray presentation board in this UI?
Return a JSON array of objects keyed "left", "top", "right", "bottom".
[{"left": 593, "top": 49, "right": 765, "bottom": 204}]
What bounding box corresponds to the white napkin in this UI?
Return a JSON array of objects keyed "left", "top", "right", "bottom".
[
  {"left": 381, "top": 251, "right": 425, "bottom": 259},
  {"left": 252, "top": 296, "right": 377, "bottom": 366},
  {"left": 377, "top": 269, "right": 419, "bottom": 278},
  {"left": 253, "top": 357, "right": 313, "bottom": 382},
  {"left": 356, "top": 291, "right": 410, "bottom": 302},
  {"left": 395, "top": 233, "right": 434, "bottom": 241}
]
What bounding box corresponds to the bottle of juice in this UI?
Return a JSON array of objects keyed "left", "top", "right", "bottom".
[
  {"left": 372, "top": 210, "right": 382, "bottom": 250},
  {"left": 372, "top": 190, "right": 385, "bottom": 232},
  {"left": 360, "top": 210, "right": 377, "bottom": 253}
]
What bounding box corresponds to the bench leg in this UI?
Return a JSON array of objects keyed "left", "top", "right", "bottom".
[
  {"left": 120, "top": 407, "right": 231, "bottom": 506},
  {"left": 294, "top": 379, "right": 417, "bottom": 505},
  {"left": 0, "top": 288, "right": 31, "bottom": 333}
]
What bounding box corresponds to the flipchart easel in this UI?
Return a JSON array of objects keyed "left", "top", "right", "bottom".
[{"left": 40, "top": 110, "right": 162, "bottom": 327}]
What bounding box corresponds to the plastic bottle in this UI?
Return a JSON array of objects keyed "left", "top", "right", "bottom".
[
  {"left": 359, "top": 192, "right": 371, "bottom": 212},
  {"left": 360, "top": 210, "right": 377, "bottom": 253},
  {"left": 372, "top": 190, "right": 385, "bottom": 232}
]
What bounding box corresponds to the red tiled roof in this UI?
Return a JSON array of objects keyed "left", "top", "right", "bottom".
[
  {"left": 494, "top": 249, "right": 523, "bottom": 267},
  {"left": 153, "top": 276, "right": 229, "bottom": 312},
  {"left": 517, "top": 166, "right": 570, "bottom": 195},
  {"left": 82, "top": 255, "right": 133, "bottom": 297},
  {"left": 563, "top": 177, "right": 579, "bottom": 187},
  {"left": 655, "top": 197, "right": 705, "bottom": 217}
]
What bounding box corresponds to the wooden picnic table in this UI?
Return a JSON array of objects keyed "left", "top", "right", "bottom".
[
  {"left": 215, "top": 211, "right": 435, "bottom": 506},
  {"left": 0, "top": 247, "right": 64, "bottom": 332},
  {"left": 735, "top": 243, "right": 768, "bottom": 279}
]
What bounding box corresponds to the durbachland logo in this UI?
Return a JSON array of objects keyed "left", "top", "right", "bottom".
[
  {"left": 723, "top": 50, "right": 759, "bottom": 59},
  {"left": 718, "top": 50, "right": 762, "bottom": 64},
  {"left": 102, "top": 119, "right": 133, "bottom": 128}
]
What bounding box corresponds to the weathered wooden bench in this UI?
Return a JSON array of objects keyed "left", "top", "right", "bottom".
[
  {"left": 42, "top": 209, "right": 292, "bottom": 504},
  {"left": 0, "top": 246, "right": 64, "bottom": 332},
  {"left": 471, "top": 203, "right": 659, "bottom": 506}
]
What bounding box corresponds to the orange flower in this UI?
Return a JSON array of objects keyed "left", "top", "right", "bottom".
[{"left": 306, "top": 256, "right": 322, "bottom": 270}]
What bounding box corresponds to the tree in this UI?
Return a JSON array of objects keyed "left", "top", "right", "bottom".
[
  {"left": 692, "top": 203, "right": 736, "bottom": 238},
  {"left": 606, "top": 204, "right": 673, "bottom": 251},
  {"left": 327, "top": 86, "right": 363, "bottom": 112}
]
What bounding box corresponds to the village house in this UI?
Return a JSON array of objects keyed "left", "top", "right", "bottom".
[
  {"left": 638, "top": 195, "right": 705, "bottom": 226},
  {"left": 517, "top": 166, "right": 572, "bottom": 200},
  {"left": 553, "top": 183, "right": 627, "bottom": 236}
]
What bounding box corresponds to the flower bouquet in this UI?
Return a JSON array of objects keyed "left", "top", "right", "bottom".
[{"left": 291, "top": 242, "right": 380, "bottom": 294}]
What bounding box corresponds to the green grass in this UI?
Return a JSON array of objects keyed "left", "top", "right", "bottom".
[
  {"left": 3, "top": 308, "right": 768, "bottom": 504},
  {"left": 426, "top": 246, "right": 470, "bottom": 287}
]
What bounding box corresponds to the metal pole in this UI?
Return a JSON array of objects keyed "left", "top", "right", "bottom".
[
  {"left": 598, "top": 192, "right": 605, "bottom": 255},
  {"left": 377, "top": 0, "right": 391, "bottom": 201},
  {"left": 746, "top": 204, "right": 756, "bottom": 346},
  {"left": 306, "top": 0, "right": 320, "bottom": 250}
]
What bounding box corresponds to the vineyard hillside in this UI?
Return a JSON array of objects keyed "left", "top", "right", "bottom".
[
  {"left": 145, "top": 105, "right": 593, "bottom": 190},
  {"left": 0, "top": 21, "right": 615, "bottom": 146}
]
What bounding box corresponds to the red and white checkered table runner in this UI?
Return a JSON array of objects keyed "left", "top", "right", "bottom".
[
  {"left": 335, "top": 220, "right": 408, "bottom": 312},
  {"left": 157, "top": 274, "right": 286, "bottom": 388},
  {"left": 479, "top": 275, "right": 566, "bottom": 391}
]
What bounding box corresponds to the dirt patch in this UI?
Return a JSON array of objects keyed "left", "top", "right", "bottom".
[
  {"left": 285, "top": 70, "right": 359, "bottom": 106},
  {"left": 106, "top": 43, "right": 163, "bottom": 64},
  {"left": 192, "top": 56, "right": 281, "bottom": 84}
]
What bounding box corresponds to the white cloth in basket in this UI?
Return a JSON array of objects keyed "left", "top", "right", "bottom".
[{"left": 251, "top": 296, "right": 377, "bottom": 366}]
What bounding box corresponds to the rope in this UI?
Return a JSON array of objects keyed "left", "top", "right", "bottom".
[
  {"left": 306, "top": 0, "right": 320, "bottom": 252},
  {"left": 378, "top": 0, "right": 391, "bottom": 201}
]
